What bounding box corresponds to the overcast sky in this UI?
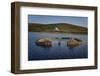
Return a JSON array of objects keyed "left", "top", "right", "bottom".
[{"left": 28, "top": 15, "right": 88, "bottom": 28}]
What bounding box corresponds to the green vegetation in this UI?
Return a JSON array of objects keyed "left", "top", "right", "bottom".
[{"left": 28, "top": 23, "right": 88, "bottom": 34}]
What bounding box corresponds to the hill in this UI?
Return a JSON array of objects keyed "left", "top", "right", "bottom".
[{"left": 28, "top": 23, "right": 88, "bottom": 34}]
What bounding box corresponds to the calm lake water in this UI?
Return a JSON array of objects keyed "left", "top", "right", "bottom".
[{"left": 28, "top": 32, "right": 88, "bottom": 61}]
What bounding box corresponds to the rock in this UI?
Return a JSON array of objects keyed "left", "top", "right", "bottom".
[
  {"left": 35, "top": 38, "right": 52, "bottom": 47},
  {"left": 74, "top": 38, "right": 82, "bottom": 42},
  {"left": 61, "top": 37, "right": 71, "bottom": 39},
  {"left": 67, "top": 38, "right": 82, "bottom": 48}
]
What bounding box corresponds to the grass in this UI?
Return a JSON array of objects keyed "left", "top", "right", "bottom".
[{"left": 28, "top": 23, "right": 88, "bottom": 34}]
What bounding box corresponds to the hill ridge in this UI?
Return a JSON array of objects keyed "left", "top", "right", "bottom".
[{"left": 28, "top": 23, "right": 87, "bottom": 34}]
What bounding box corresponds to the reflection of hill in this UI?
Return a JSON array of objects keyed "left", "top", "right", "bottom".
[{"left": 28, "top": 23, "right": 88, "bottom": 34}]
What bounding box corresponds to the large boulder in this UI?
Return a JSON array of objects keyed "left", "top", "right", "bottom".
[
  {"left": 35, "top": 38, "right": 52, "bottom": 47},
  {"left": 67, "top": 38, "right": 82, "bottom": 48}
]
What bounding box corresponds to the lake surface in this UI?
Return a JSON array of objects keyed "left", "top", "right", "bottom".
[{"left": 28, "top": 32, "right": 88, "bottom": 61}]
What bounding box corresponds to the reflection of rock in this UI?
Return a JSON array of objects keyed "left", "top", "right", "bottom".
[
  {"left": 67, "top": 38, "right": 82, "bottom": 48},
  {"left": 35, "top": 38, "right": 52, "bottom": 47}
]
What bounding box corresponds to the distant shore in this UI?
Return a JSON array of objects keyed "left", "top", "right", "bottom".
[{"left": 28, "top": 23, "right": 88, "bottom": 34}]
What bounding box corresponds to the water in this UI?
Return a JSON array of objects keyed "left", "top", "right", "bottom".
[{"left": 28, "top": 32, "right": 88, "bottom": 61}]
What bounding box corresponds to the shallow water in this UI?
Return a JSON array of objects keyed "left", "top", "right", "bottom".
[{"left": 28, "top": 32, "right": 88, "bottom": 61}]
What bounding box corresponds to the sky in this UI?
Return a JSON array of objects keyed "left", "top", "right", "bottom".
[{"left": 28, "top": 15, "right": 88, "bottom": 28}]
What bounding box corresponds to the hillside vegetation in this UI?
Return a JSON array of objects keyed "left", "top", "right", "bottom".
[{"left": 28, "top": 23, "right": 88, "bottom": 34}]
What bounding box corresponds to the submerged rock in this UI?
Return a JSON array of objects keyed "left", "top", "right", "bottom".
[
  {"left": 35, "top": 38, "right": 52, "bottom": 47},
  {"left": 74, "top": 38, "right": 82, "bottom": 42},
  {"left": 61, "top": 37, "right": 71, "bottom": 39}
]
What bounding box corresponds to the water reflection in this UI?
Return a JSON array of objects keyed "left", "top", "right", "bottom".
[{"left": 28, "top": 32, "right": 88, "bottom": 60}]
